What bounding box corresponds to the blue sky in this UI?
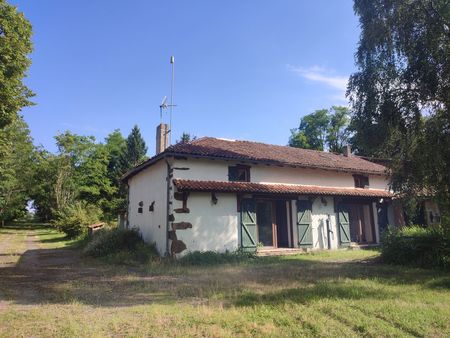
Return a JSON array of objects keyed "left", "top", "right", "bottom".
[{"left": 13, "top": 0, "right": 359, "bottom": 155}]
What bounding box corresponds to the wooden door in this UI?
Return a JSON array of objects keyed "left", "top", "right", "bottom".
[
  {"left": 297, "top": 200, "right": 313, "bottom": 248},
  {"left": 337, "top": 205, "right": 351, "bottom": 247},
  {"left": 256, "top": 201, "right": 276, "bottom": 247},
  {"left": 240, "top": 199, "right": 257, "bottom": 252}
]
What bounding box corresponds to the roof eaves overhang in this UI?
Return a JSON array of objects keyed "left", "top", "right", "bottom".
[{"left": 173, "top": 179, "right": 394, "bottom": 199}]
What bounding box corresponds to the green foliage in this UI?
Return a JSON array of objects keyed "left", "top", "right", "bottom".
[
  {"left": 176, "top": 132, "right": 196, "bottom": 144},
  {"left": 289, "top": 106, "right": 350, "bottom": 152},
  {"left": 83, "top": 227, "right": 158, "bottom": 263},
  {"left": 30, "top": 125, "right": 148, "bottom": 223},
  {"left": 30, "top": 148, "right": 58, "bottom": 221},
  {"left": 104, "top": 129, "right": 126, "bottom": 184},
  {"left": 0, "top": 117, "right": 34, "bottom": 223},
  {"left": 31, "top": 132, "right": 97, "bottom": 220},
  {"left": 78, "top": 144, "right": 116, "bottom": 207},
  {"left": 121, "top": 125, "right": 148, "bottom": 171},
  {"left": 0, "top": 0, "right": 34, "bottom": 129},
  {"left": 381, "top": 225, "right": 450, "bottom": 269},
  {"left": 327, "top": 106, "right": 351, "bottom": 153},
  {"left": 53, "top": 202, "right": 102, "bottom": 238},
  {"left": 178, "top": 250, "right": 256, "bottom": 266},
  {"left": 349, "top": 0, "right": 450, "bottom": 215},
  {"left": 102, "top": 130, "right": 127, "bottom": 219},
  {"left": 289, "top": 109, "right": 329, "bottom": 150}
]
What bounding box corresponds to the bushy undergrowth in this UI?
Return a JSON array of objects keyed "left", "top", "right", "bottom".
[
  {"left": 381, "top": 225, "right": 450, "bottom": 269},
  {"left": 178, "top": 250, "right": 256, "bottom": 266},
  {"left": 53, "top": 202, "right": 102, "bottom": 238},
  {"left": 83, "top": 227, "right": 158, "bottom": 264}
]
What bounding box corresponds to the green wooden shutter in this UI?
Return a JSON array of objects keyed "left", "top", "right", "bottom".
[
  {"left": 337, "top": 206, "right": 351, "bottom": 247},
  {"left": 228, "top": 166, "right": 238, "bottom": 181},
  {"left": 297, "top": 200, "right": 313, "bottom": 247},
  {"left": 240, "top": 199, "right": 257, "bottom": 252}
]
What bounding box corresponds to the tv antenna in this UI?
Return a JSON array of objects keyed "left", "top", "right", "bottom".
[{"left": 159, "top": 56, "right": 176, "bottom": 145}]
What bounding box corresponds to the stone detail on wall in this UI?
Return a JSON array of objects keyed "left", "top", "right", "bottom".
[
  {"left": 174, "top": 191, "right": 190, "bottom": 213},
  {"left": 174, "top": 192, "right": 189, "bottom": 201},
  {"left": 168, "top": 228, "right": 188, "bottom": 255},
  {"left": 174, "top": 207, "right": 190, "bottom": 213},
  {"left": 168, "top": 230, "right": 176, "bottom": 240},
  {"left": 172, "top": 222, "right": 192, "bottom": 230},
  {"left": 171, "top": 239, "right": 187, "bottom": 254}
]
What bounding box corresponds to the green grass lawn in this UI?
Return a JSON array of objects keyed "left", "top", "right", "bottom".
[{"left": 0, "top": 223, "right": 449, "bottom": 337}]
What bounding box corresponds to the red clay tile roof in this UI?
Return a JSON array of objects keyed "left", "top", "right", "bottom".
[
  {"left": 173, "top": 179, "right": 393, "bottom": 198},
  {"left": 168, "top": 137, "right": 387, "bottom": 175},
  {"left": 123, "top": 137, "right": 388, "bottom": 180}
]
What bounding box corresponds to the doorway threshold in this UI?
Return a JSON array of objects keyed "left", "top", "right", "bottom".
[
  {"left": 257, "top": 247, "right": 309, "bottom": 256},
  {"left": 348, "top": 243, "right": 380, "bottom": 250}
]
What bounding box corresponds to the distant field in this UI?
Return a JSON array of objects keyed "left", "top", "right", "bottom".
[{"left": 0, "top": 223, "right": 449, "bottom": 337}]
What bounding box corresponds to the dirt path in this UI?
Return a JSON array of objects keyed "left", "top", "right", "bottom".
[{"left": 0, "top": 225, "right": 85, "bottom": 308}]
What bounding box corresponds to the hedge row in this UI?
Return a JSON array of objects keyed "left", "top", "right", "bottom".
[{"left": 381, "top": 225, "right": 450, "bottom": 269}]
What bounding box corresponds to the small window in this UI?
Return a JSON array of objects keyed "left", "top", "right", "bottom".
[
  {"left": 228, "top": 165, "right": 250, "bottom": 182},
  {"left": 354, "top": 175, "right": 369, "bottom": 188}
]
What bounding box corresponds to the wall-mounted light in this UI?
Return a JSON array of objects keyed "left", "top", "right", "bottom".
[
  {"left": 211, "top": 192, "right": 218, "bottom": 205},
  {"left": 149, "top": 201, "right": 155, "bottom": 212}
]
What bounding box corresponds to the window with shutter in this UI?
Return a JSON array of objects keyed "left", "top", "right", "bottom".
[
  {"left": 228, "top": 165, "right": 250, "bottom": 182},
  {"left": 353, "top": 175, "right": 369, "bottom": 188}
]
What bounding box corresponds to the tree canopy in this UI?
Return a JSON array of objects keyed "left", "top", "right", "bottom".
[
  {"left": 0, "top": 117, "right": 34, "bottom": 224},
  {"left": 289, "top": 106, "right": 350, "bottom": 152},
  {"left": 176, "top": 132, "right": 197, "bottom": 144},
  {"left": 0, "top": 0, "right": 34, "bottom": 129},
  {"left": 348, "top": 0, "right": 450, "bottom": 212},
  {"left": 122, "top": 125, "right": 148, "bottom": 170}
]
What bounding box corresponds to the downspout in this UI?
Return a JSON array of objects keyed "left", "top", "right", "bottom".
[
  {"left": 326, "top": 214, "right": 333, "bottom": 249},
  {"left": 165, "top": 158, "right": 172, "bottom": 256},
  {"left": 125, "top": 182, "right": 130, "bottom": 229}
]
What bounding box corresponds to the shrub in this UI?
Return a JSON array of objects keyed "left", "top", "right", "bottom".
[
  {"left": 178, "top": 250, "right": 256, "bottom": 266},
  {"left": 381, "top": 225, "right": 450, "bottom": 269},
  {"left": 53, "top": 202, "right": 102, "bottom": 238},
  {"left": 83, "top": 227, "right": 158, "bottom": 263}
]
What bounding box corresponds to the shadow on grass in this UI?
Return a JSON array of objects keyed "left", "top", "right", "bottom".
[
  {"left": 234, "top": 282, "right": 393, "bottom": 307},
  {"left": 39, "top": 236, "right": 69, "bottom": 243},
  {"left": 425, "top": 277, "right": 450, "bottom": 290},
  {"left": 2, "top": 222, "right": 51, "bottom": 230}
]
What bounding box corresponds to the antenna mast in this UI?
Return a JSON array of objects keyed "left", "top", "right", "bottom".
[
  {"left": 158, "top": 56, "right": 176, "bottom": 145},
  {"left": 169, "top": 56, "right": 175, "bottom": 145}
]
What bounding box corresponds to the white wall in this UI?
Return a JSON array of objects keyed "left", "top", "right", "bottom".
[
  {"left": 127, "top": 160, "right": 168, "bottom": 255},
  {"left": 294, "top": 197, "right": 339, "bottom": 250},
  {"left": 172, "top": 192, "right": 239, "bottom": 254},
  {"left": 173, "top": 158, "right": 390, "bottom": 191},
  {"left": 310, "top": 197, "right": 340, "bottom": 249}
]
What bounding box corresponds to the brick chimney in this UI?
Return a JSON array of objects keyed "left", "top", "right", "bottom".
[
  {"left": 156, "top": 123, "right": 169, "bottom": 154},
  {"left": 344, "top": 144, "right": 352, "bottom": 157}
]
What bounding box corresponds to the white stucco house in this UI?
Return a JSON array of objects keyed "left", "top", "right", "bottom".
[{"left": 123, "top": 125, "right": 402, "bottom": 256}]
